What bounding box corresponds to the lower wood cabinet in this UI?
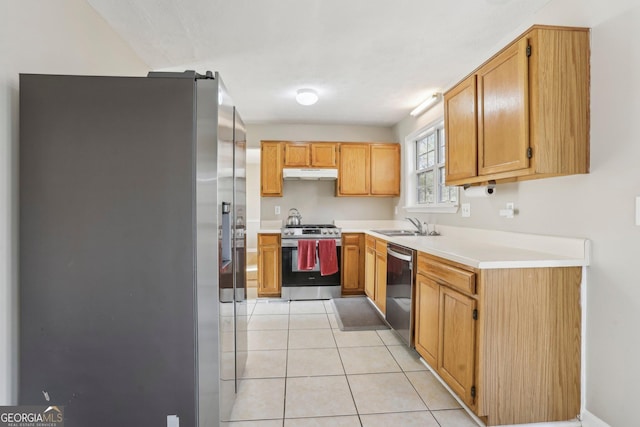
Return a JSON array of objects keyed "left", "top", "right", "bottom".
[
  {"left": 415, "top": 254, "right": 477, "bottom": 408},
  {"left": 257, "top": 233, "right": 281, "bottom": 297},
  {"left": 364, "top": 235, "right": 386, "bottom": 314},
  {"left": 374, "top": 241, "right": 387, "bottom": 313},
  {"left": 438, "top": 285, "right": 477, "bottom": 406},
  {"left": 414, "top": 274, "right": 439, "bottom": 368},
  {"left": 364, "top": 237, "right": 376, "bottom": 299},
  {"left": 414, "top": 251, "right": 581, "bottom": 425},
  {"left": 341, "top": 233, "right": 365, "bottom": 295}
]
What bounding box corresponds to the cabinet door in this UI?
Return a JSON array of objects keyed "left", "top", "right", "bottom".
[
  {"left": 311, "top": 143, "right": 338, "bottom": 168},
  {"left": 477, "top": 38, "right": 530, "bottom": 176},
  {"left": 364, "top": 244, "right": 376, "bottom": 300},
  {"left": 375, "top": 248, "right": 387, "bottom": 314},
  {"left": 284, "top": 143, "right": 310, "bottom": 167},
  {"left": 445, "top": 75, "right": 478, "bottom": 184},
  {"left": 261, "top": 142, "right": 283, "bottom": 196},
  {"left": 438, "top": 286, "right": 477, "bottom": 407},
  {"left": 341, "top": 234, "right": 363, "bottom": 295},
  {"left": 415, "top": 274, "right": 440, "bottom": 368},
  {"left": 257, "top": 234, "right": 281, "bottom": 297},
  {"left": 338, "top": 144, "right": 370, "bottom": 196},
  {"left": 370, "top": 144, "right": 400, "bottom": 196}
]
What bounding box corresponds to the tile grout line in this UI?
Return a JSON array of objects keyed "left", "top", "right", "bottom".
[
  {"left": 282, "top": 302, "right": 290, "bottom": 424},
  {"left": 380, "top": 329, "right": 443, "bottom": 425},
  {"left": 329, "top": 306, "right": 364, "bottom": 427}
]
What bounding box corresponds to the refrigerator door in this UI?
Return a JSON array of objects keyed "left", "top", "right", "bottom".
[
  {"left": 213, "top": 75, "right": 238, "bottom": 423},
  {"left": 233, "top": 105, "right": 248, "bottom": 383},
  {"left": 19, "top": 74, "right": 199, "bottom": 427},
  {"left": 195, "top": 77, "right": 226, "bottom": 426}
]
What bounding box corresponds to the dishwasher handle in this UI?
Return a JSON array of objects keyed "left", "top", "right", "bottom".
[{"left": 387, "top": 245, "right": 414, "bottom": 262}]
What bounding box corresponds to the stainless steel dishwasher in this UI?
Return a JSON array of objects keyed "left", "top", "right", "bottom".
[{"left": 385, "top": 243, "right": 415, "bottom": 347}]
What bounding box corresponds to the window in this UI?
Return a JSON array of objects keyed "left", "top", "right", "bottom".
[{"left": 405, "top": 121, "right": 458, "bottom": 212}]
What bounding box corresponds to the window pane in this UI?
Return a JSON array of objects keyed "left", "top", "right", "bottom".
[
  {"left": 425, "top": 170, "right": 434, "bottom": 203},
  {"left": 418, "top": 153, "right": 429, "bottom": 170},
  {"left": 438, "top": 130, "right": 445, "bottom": 164},
  {"left": 417, "top": 188, "right": 426, "bottom": 204},
  {"left": 450, "top": 187, "right": 458, "bottom": 203},
  {"left": 417, "top": 139, "right": 428, "bottom": 155},
  {"left": 437, "top": 167, "right": 447, "bottom": 203}
]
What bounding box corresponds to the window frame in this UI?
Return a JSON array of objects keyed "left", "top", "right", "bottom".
[{"left": 403, "top": 120, "right": 459, "bottom": 213}]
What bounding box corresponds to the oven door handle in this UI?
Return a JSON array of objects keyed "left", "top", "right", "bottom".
[{"left": 281, "top": 239, "right": 342, "bottom": 248}]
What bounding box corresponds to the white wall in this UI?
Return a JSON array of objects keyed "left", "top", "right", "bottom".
[
  {"left": 0, "top": 0, "right": 149, "bottom": 405},
  {"left": 247, "top": 123, "right": 398, "bottom": 227},
  {"left": 393, "top": 1, "right": 640, "bottom": 425}
]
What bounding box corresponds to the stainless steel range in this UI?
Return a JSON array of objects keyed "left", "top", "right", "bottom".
[{"left": 281, "top": 224, "right": 342, "bottom": 300}]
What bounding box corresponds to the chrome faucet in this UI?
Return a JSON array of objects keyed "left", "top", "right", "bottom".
[{"left": 405, "top": 217, "right": 427, "bottom": 235}]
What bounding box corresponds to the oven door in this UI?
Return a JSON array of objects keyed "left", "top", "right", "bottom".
[{"left": 281, "top": 239, "right": 341, "bottom": 287}]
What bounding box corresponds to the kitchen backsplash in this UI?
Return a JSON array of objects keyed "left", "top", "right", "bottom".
[{"left": 260, "top": 180, "right": 397, "bottom": 223}]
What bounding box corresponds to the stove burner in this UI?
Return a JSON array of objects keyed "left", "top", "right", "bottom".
[
  {"left": 284, "top": 224, "right": 337, "bottom": 229},
  {"left": 282, "top": 223, "right": 341, "bottom": 238}
]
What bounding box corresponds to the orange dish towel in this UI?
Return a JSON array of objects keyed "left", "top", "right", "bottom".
[
  {"left": 318, "top": 239, "right": 339, "bottom": 276},
  {"left": 297, "top": 240, "right": 317, "bottom": 271}
]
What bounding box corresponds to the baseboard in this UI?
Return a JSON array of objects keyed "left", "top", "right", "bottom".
[{"left": 580, "top": 411, "right": 611, "bottom": 427}]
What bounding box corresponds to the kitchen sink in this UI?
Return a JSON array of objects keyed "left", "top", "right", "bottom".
[{"left": 371, "top": 229, "right": 422, "bottom": 237}]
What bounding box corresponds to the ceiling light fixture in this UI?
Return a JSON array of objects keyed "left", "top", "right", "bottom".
[
  {"left": 296, "top": 88, "right": 319, "bottom": 106},
  {"left": 410, "top": 93, "right": 442, "bottom": 117}
]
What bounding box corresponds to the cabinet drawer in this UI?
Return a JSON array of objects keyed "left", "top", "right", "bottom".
[
  {"left": 375, "top": 239, "right": 387, "bottom": 254},
  {"left": 343, "top": 233, "right": 361, "bottom": 246},
  {"left": 365, "top": 235, "right": 375, "bottom": 248},
  {"left": 259, "top": 234, "right": 280, "bottom": 246},
  {"left": 418, "top": 254, "right": 475, "bottom": 294}
]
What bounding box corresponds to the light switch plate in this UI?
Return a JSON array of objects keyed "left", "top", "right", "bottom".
[
  {"left": 461, "top": 203, "right": 471, "bottom": 217},
  {"left": 275, "top": 206, "right": 280, "bottom": 215}
]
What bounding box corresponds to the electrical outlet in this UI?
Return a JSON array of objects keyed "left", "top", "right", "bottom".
[
  {"left": 275, "top": 206, "right": 280, "bottom": 215},
  {"left": 506, "top": 202, "right": 515, "bottom": 210},
  {"left": 461, "top": 203, "right": 471, "bottom": 217}
]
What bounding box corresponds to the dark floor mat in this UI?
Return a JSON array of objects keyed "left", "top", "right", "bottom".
[{"left": 331, "top": 297, "right": 389, "bottom": 331}]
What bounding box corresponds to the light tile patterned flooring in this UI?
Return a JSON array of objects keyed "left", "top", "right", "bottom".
[{"left": 223, "top": 299, "right": 480, "bottom": 427}]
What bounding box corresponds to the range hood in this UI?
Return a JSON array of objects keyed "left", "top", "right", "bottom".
[{"left": 283, "top": 168, "right": 338, "bottom": 180}]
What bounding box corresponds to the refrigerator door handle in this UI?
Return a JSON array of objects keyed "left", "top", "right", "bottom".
[{"left": 221, "top": 202, "right": 232, "bottom": 269}]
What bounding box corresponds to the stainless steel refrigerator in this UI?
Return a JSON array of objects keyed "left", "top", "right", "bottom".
[{"left": 19, "top": 71, "right": 247, "bottom": 427}]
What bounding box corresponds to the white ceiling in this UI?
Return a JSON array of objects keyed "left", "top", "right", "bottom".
[{"left": 86, "top": 0, "right": 551, "bottom": 126}]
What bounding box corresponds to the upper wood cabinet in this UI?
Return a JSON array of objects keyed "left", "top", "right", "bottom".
[
  {"left": 261, "top": 140, "right": 400, "bottom": 197},
  {"left": 310, "top": 143, "right": 338, "bottom": 167},
  {"left": 283, "top": 142, "right": 338, "bottom": 168},
  {"left": 444, "top": 75, "right": 477, "bottom": 183},
  {"left": 337, "top": 143, "right": 400, "bottom": 197},
  {"left": 477, "top": 37, "right": 530, "bottom": 176},
  {"left": 444, "top": 25, "right": 590, "bottom": 186},
  {"left": 284, "top": 143, "right": 310, "bottom": 167},
  {"left": 370, "top": 144, "right": 400, "bottom": 196},
  {"left": 338, "top": 144, "right": 370, "bottom": 196},
  {"left": 261, "top": 141, "right": 283, "bottom": 197}
]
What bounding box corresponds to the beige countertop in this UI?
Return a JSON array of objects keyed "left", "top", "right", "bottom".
[
  {"left": 338, "top": 221, "right": 590, "bottom": 269},
  {"left": 258, "top": 220, "right": 590, "bottom": 269}
]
